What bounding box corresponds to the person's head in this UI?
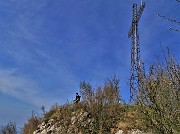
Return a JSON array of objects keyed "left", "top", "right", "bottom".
[{"left": 76, "top": 93, "right": 78, "bottom": 95}]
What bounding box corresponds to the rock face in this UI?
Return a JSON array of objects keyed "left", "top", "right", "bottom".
[{"left": 33, "top": 109, "right": 94, "bottom": 134}]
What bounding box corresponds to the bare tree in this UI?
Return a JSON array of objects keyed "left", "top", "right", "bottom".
[
  {"left": 137, "top": 53, "right": 180, "bottom": 133},
  {"left": 22, "top": 111, "right": 41, "bottom": 134},
  {"left": 0, "top": 122, "right": 17, "bottom": 134},
  {"left": 79, "top": 76, "right": 122, "bottom": 133}
]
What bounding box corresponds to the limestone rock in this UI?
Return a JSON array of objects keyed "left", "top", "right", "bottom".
[
  {"left": 33, "top": 109, "right": 93, "bottom": 134},
  {"left": 115, "top": 130, "right": 123, "bottom": 134}
]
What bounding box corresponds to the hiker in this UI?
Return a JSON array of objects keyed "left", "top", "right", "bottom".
[{"left": 74, "top": 93, "right": 81, "bottom": 104}]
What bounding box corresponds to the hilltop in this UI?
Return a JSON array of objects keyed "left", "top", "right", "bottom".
[{"left": 22, "top": 55, "right": 179, "bottom": 134}]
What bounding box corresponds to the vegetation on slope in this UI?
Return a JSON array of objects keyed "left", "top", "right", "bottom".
[
  {"left": 136, "top": 52, "right": 180, "bottom": 134},
  {"left": 21, "top": 52, "right": 179, "bottom": 134}
]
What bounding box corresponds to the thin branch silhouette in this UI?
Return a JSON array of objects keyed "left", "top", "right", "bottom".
[{"left": 157, "top": 14, "right": 180, "bottom": 24}]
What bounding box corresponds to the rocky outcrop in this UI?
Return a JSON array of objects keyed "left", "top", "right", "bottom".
[
  {"left": 33, "top": 109, "right": 94, "bottom": 134},
  {"left": 115, "top": 129, "right": 152, "bottom": 134},
  {"left": 33, "top": 109, "right": 151, "bottom": 134}
]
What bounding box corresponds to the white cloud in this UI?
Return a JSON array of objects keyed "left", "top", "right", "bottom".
[{"left": 0, "top": 68, "right": 46, "bottom": 106}]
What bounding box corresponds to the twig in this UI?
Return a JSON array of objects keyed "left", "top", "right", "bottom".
[
  {"left": 169, "top": 27, "right": 180, "bottom": 32},
  {"left": 157, "top": 14, "right": 180, "bottom": 24}
]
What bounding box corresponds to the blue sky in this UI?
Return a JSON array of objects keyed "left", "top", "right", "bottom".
[{"left": 0, "top": 0, "right": 179, "bottom": 129}]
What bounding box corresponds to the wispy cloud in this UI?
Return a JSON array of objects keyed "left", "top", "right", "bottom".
[{"left": 0, "top": 68, "right": 46, "bottom": 106}]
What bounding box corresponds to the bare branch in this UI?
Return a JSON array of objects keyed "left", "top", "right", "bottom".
[
  {"left": 157, "top": 14, "right": 180, "bottom": 24},
  {"left": 169, "top": 27, "right": 180, "bottom": 32}
]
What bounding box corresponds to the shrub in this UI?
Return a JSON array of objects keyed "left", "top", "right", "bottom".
[
  {"left": 0, "top": 122, "right": 17, "bottom": 134},
  {"left": 137, "top": 53, "right": 180, "bottom": 134},
  {"left": 79, "top": 76, "right": 122, "bottom": 133},
  {"left": 22, "top": 111, "right": 42, "bottom": 134}
]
